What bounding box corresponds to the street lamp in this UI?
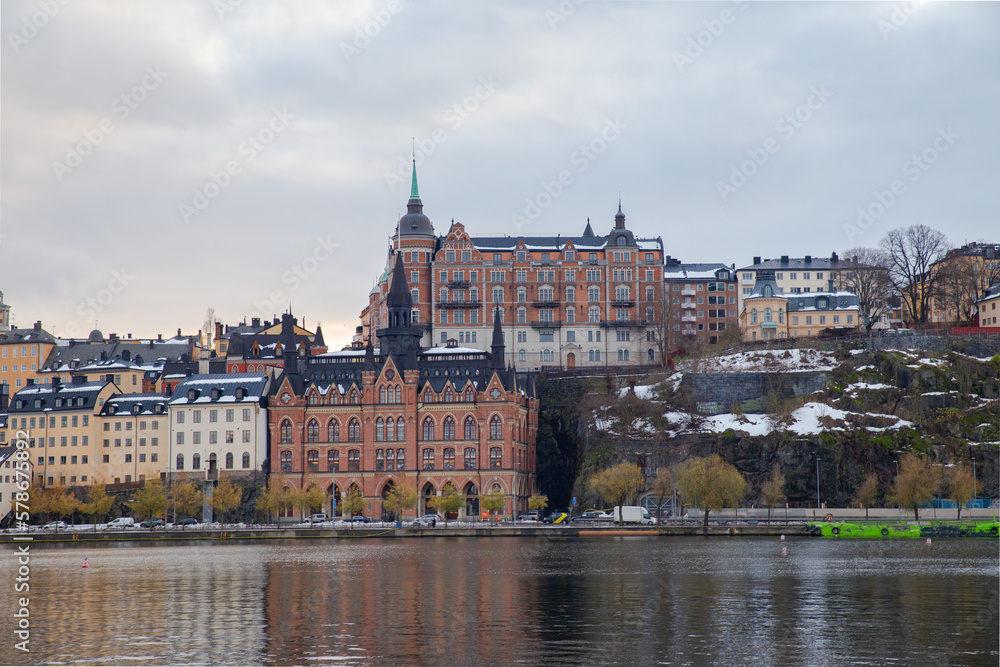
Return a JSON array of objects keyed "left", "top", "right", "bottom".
[
  {"left": 815, "top": 455, "right": 821, "bottom": 510},
  {"left": 893, "top": 459, "right": 900, "bottom": 518},
  {"left": 972, "top": 456, "right": 977, "bottom": 504}
]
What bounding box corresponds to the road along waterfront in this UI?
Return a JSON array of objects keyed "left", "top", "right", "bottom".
[{"left": 1, "top": 537, "right": 996, "bottom": 666}]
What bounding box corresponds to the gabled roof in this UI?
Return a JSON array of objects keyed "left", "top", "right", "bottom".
[
  {"left": 169, "top": 374, "right": 269, "bottom": 405},
  {"left": 0, "top": 323, "right": 57, "bottom": 345},
  {"left": 104, "top": 393, "right": 170, "bottom": 416},
  {"left": 9, "top": 381, "right": 116, "bottom": 412}
]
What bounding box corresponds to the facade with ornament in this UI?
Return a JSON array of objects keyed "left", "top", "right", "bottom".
[
  {"left": 361, "top": 166, "right": 665, "bottom": 371},
  {"left": 269, "top": 254, "right": 538, "bottom": 521}
]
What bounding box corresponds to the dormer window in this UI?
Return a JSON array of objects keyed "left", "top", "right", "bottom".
[
  {"left": 763, "top": 285, "right": 773, "bottom": 298},
  {"left": 616, "top": 236, "right": 625, "bottom": 246},
  {"left": 188, "top": 389, "right": 198, "bottom": 401}
]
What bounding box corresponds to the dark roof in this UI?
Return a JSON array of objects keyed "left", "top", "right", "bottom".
[
  {"left": 0, "top": 323, "right": 57, "bottom": 345},
  {"left": 168, "top": 374, "right": 269, "bottom": 405},
  {"left": 103, "top": 393, "right": 169, "bottom": 416},
  {"left": 42, "top": 340, "right": 194, "bottom": 374},
  {"left": 9, "top": 381, "right": 115, "bottom": 413},
  {"left": 386, "top": 252, "right": 412, "bottom": 308},
  {"left": 663, "top": 263, "right": 734, "bottom": 279},
  {"left": 738, "top": 256, "right": 844, "bottom": 271}
]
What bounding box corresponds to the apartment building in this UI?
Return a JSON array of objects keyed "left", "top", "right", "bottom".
[
  {"left": 98, "top": 394, "right": 170, "bottom": 484},
  {"left": 662, "top": 260, "right": 738, "bottom": 348},
  {"left": 740, "top": 271, "right": 860, "bottom": 341}
]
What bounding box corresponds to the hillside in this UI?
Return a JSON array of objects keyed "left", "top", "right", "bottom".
[{"left": 534, "top": 341, "right": 1000, "bottom": 510}]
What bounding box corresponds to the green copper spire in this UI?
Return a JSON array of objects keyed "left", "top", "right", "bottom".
[{"left": 410, "top": 160, "right": 420, "bottom": 200}]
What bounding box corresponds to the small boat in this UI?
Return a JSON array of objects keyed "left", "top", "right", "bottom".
[{"left": 807, "top": 520, "right": 1000, "bottom": 538}]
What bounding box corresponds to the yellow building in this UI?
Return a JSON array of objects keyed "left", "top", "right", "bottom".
[
  {"left": 0, "top": 321, "right": 57, "bottom": 394},
  {"left": 5, "top": 379, "right": 121, "bottom": 488},
  {"left": 975, "top": 285, "right": 1000, "bottom": 328},
  {"left": 741, "top": 271, "right": 860, "bottom": 341},
  {"left": 98, "top": 394, "right": 170, "bottom": 484}
]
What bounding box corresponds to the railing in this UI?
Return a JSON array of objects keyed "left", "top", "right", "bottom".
[
  {"left": 532, "top": 300, "right": 560, "bottom": 308},
  {"left": 438, "top": 300, "right": 482, "bottom": 309},
  {"left": 530, "top": 321, "right": 561, "bottom": 328},
  {"left": 681, "top": 288, "right": 696, "bottom": 296},
  {"left": 600, "top": 320, "right": 645, "bottom": 328},
  {"left": 610, "top": 299, "right": 635, "bottom": 308},
  {"left": 681, "top": 302, "right": 696, "bottom": 309},
  {"left": 681, "top": 315, "right": 697, "bottom": 323},
  {"left": 447, "top": 280, "right": 470, "bottom": 289}
]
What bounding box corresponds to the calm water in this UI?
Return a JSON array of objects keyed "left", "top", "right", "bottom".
[{"left": 1, "top": 536, "right": 997, "bottom": 666}]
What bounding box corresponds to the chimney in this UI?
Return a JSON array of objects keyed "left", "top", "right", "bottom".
[
  {"left": 177, "top": 328, "right": 182, "bottom": 337},
  {"left": 73, "top": 375, "right": 87, "bottom": 385},
  {"left": 804, "top": 255, "right": 812, "bottom": 263},
  {"left": 251, "top": 317, "right": 261, "bottom": 327},
  {"left": 831, "top": 252, "right": 839, "bottom": 263},
  {"left": 110, "top": 333, "right": 118, "bottom": 340},
  {"left": 753, "top": 256, "right": 761, "bottom": 265},
  {"left": 780, "top": 255, "right": 789, "bottom": 264},
  {"left": 215, "top": 321, "right": 223, "bottom": 340},
  {"left": 0, "top": 384, "right": 8, "bottom": 412},
  {"left": 157, "top": 334, "right": 163, "bottom": 342},
  {"left": 127, "top": 333, "right": 132, "bottom": 339},
  {"left": 34, "top": 321, "right": 42, "bottom": 331},
  {"left": 52, "top": 377, "right": 62, "bottom": 388},
  {"left": 121, "top": 349, "right": 131, "bottom": 361}
]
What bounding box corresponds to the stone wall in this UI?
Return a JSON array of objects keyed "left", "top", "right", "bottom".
[
  {"left": 682, "top": 371, "right": 832, "bottom": 415},
  {"left": 865, "top": 334, "right": 1000, "bottom": 358}
]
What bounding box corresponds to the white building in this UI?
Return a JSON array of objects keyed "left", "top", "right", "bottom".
[{"left": 168, "top": 374, "right": 269, "bottom": 481}]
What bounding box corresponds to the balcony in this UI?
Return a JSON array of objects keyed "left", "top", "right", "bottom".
[
  {"left": 760, "top": 321, "right": 777, "bottom": 329},
  {"left": 600, "top": 320, "right": 644, "bottom": 328},
  {"left": 610, "top": 299, "right": 635, "bottom": 308},
  {"left": 645, "top": 258, "right": 658, "bottom": 265},
  {"left": 681, "top": 315, "right": 697, "bottom": 323},
  {"left": 532, "top": 300, "right": 560, "bottom": 308},
  {"left": 447, "top": 280, "right": 470, "bottom": 289},
  {"left": 438, "top": 300, "right": 482, "bottom": 309},
  {"left": 681, "top": 328, "right": 697, "bottom": 336},
  {"left": 681, "top": 288, "right": 696, "bottom": 296},
  {"left": 530, "top": 321, "right": 562, "bottom": 328},
  {"left": 681, "top": 301, "right": 696, "bottom": 309}
]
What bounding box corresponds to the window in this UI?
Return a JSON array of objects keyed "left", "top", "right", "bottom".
[
  {"left": 243, "top": 409, "right": 251, "bottom": 422},
  {"left": 348, "top": 418, "right": 361, "bottom": 442},
  {"left": 192, "top": 432, "right": 201, "bottom": 445},
  {"left": 396, "top": 448, "right": 405, "bottom": 470},
  {"left": 566, "top": 286, "right": 575, "bottom": 302},
  {"left": 376, "top": 449, "right": 385, "bottom": 471},
  {"left": 589, "top": 307, "right": 600, "bottom": 323},
  {"left": 192, "top": 453, "right": 201, "bottom": 470},
  {"left": 226, "top": 409, "right": 234, "bottom": 422},
  {"left": 280, "top": 419, "right": 292, "bottom": 443},
  {"left": 328, "top": 419, "right": 340, "bottom": 442},
  {"left": 280, "top": 450, "right": 292, "bottom": 472},
  {"left": 376, "top": 417, "right": 385, "bottom": 441},
  {"left": 519, "top": 350, "right": 526, "bottom": 362},
  {"left": 443, "top": 447, "right": 455, "bottom": 469},
  {"left": 327, "top": 450, "right": 339, "bottom": 472},
  {"left": 489, "top": 415, "right": 502, "bottom": 440},
  {"left": 348, "top": 449, "right": 360, "bottom": 471},
  {"left": 490, "top": 447, "right": 502, "bottom": 468},
  {"left": 307, "top": 419, "right": 319, "bottom": 442},
  {"left": 176, "top": 454, "right": 184, "bottom": 470},
  {"left": 210, "top": 410, "right": 218, "bottom": 423},
  {"left": 443, "top": 416, "right": 456, "bottom": 440},
  {"left": 243, "top": 452, "right": 250, "bottom": 469},
  {"left": 617, "top": 349, "right": 630, "bottom": 361},
  {"left": 422, "top": 417, "right": 435, "bottom": 441},
  {"left": 176, "top": 432, "right": 184, "bottom": 445},
  {"left": 589, "top": 286, "right": 600, "bottom": 301},
  {"left": 225, "top": 452, "right": 234, "bottom": 469},
  {"left": 307, "top": 449, "right": 319, "bottom": 472},
  {"left": 422, "top": 448, "right": 435, "bottom": 470}
]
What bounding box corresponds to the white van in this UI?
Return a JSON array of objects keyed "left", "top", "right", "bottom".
[{"left": 107, "top": 517, "right": 135, "bottom": 529}]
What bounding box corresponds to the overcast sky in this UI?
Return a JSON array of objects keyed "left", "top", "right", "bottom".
[{"left": 2, "top": 0, "right": 997, "bottom": 349}]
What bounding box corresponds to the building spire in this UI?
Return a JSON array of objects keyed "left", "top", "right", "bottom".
[
  {"left": 491, "top": 307, "right": 505, "bottom": 370},
  {"left": 410, "top": 157, "right": 420, "bottom": 200},
  {"left": 615, "top": 198, "right": 626, "bottom": 229}
]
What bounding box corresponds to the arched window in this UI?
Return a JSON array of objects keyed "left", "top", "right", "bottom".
[
  {"left": 464, "top": 386, "right": 475, "bottom": 402},
  {"left": 308, "top": 393, "right": 318, "bottom": 406},
  {"left": 376, "top": 449, "right": 385, "bottom": 471},
  {"left": 422, "top": 416, "right": 435, "bottom": 441},
  {"left": 765, "top": 307, "right": 773, "bottom": 323},
  {"left": 490, "top": 447, "right": 502, "bottom": 468},
  {"left": 327, "top": 450, "right": 339, "bottom": 471},
  {"left": 541, "top": 349, "right": 552, "bottom": 362},
  {"left": 347, "top": 449, "right": 360, "bottom": 471},
  {"left": 489, "top": 415, "right": 502, "bottom": 440},
  {"left": 225, "top": 452, "right": 234, "bottom": 469},
  {"left": 394, "top": 386, "right": 402, "bottom": 403},
  {"left": 443, "top": 416, "right": 455, "bottom": 440},
  {"left": 328, "top": 419, "right": 340, "bottom": 442},
  {"left": 307, "top": 419, "right": 319, "bottom": 443},
  {"left": 379, "top": 386, "right": 386, "bottom": 404},
  {"left": 422, "top": 448, "right": 435, "bottom": 470},
  {"left": 423, "top": 388, "right": 434, "bottom": 403},
  {"left": 763, "top": 285, "right": 773, "bottom": 297},
  {"left": 192, "top": 453, "right": 201, "bottom": 470},
  {"left": 464, "top": 416, "right": 476, "bottom": 440},
  {"left": 518, "top": 350, "right": 526, "bottom": 363},
  {"left": 464, "top": 447, "right": 477, "bottom": 469},
  {"left": 176, "top": 453, "right": 184, "bottom": 470},
  {"left": 350, "top": 390, "right": 359, "bottom": 405},
  {"left": 375, "top": 417, "right": 384, "bottom": 441},
  {"left": 618, "top": 349, "right": 630, "bottom": 361},
  {"left": 307, "top": 450, "right": 319, "bottom": 472},
  {"left": 589, "top": 306, "right": 601, "bottom": 323},
  {"left": 348, "top": 418, "right": 361, "bottom": 442},
  {"left": 647, "top": 348, "right": 655, "bottom": 362},
  {"left": 385, "top": 448, "right": 395, "bottom": 470},
  {"left": 396, "top": 448, "right": 405, "bottom": 470},
  {"left": 386, "top": 417, "right": 395, "bottom": 441},
  {"left": 444, "top": 387, "right": 454, "bottom": 402},
  {"left": 443, "top": 447, "right": 456, "bottom": 469},
  {"left": 751, "top": 309, "right": 758, "bottom": 325},
  {"left": 396, "top": 418, "right": 405, "bottom": 441},
  {"left": 279, "top": 419, "right": 292, "bottom": 444},
  {"left": 779, "top": 308, "right": 784, "bottom": 324},
  {"left": 242, "top": 452, "right": 250, "bottom": 469},
  {"left": 616, "top": 236, "right": 625, "bottom": 246}
]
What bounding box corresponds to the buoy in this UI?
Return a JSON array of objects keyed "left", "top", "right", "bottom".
[
  {"left": 781, "top": 545, "right": 787, "bottom": 556},
  {"left": 926, "top": 537, "right": 932, "bottom": 546},
  {"left": 780, "top": 534, "right": 785, "bottom": 541},
  {"left": 82, "top": 558, "right": 90, "bottom": 569}
]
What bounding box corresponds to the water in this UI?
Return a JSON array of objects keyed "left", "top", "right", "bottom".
[{"left": 2, "top": 537, "right": 997, "bottom": 666}]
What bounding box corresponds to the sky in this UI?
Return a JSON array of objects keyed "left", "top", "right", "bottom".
[{"left": 2, "top": 0, "right": 997, "bottom": 350}]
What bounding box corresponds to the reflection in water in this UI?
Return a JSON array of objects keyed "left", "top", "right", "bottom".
[{"left": 1, "top": 537, "right": 996, "bottom": 666}]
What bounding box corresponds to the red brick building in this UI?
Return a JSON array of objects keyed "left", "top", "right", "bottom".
[{"left": 269, "top": 255, "right": 538, "bottom": 521}]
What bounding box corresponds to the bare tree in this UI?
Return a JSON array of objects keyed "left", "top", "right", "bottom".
[
  {"left": 935, "top": 256, "right": 982, "bottom": 325},
  {"left": 837, "top": 248, "right": 892, "bottom": 330},
  {"left": 203, "top": 307, "right": 218, "bottom": 348},
  {"left": 879, "top": 225, "right": 950, "bottom": 325},
  {"left": 647, "top": 288, "right": 678, "bottom": 368}
]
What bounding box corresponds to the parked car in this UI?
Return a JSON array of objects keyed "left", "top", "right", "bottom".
[
  {"left": 349, "top": 515, "right": 370, "bottom": 523},
  {"left": 139, "top": 518, "right": 165, "bottom": 529},
  {"left": 517, "top": 511, "right": 540, "bottom": 521},
  {"left": 412, "top": 514, "right": 442, "bottom": 527},
  {"left": 107, "top": 517, "right": 135, "bottom": 529},
  {"left": 41, "top": 521, "right": 67, "bottom": 531},
  {"left": 173, "top": 518, "right": 199, "bottom": 527},
  {"left": 543, "top": 511, "right": 568, "bottom": 524},
  {"left": 570, "top": 510, "right": 614, "bottom": 523},
  {"left": 308, "top": 513, "right": 328, "bottom": 523}
]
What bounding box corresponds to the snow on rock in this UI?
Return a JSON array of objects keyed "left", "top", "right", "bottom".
[{"left": 681, "top": 348, "right": 839, "bottom": 373}]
